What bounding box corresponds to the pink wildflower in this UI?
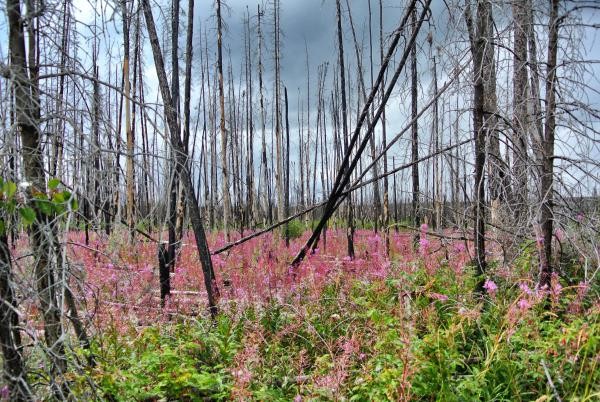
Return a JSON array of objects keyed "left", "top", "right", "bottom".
[
  {"left": 578, "top": 281, "right": 589, "bottom": 296},
  {"left": 453, "top": 242, "right": 466, "bottom": 253},
  {"left": 430, "top": 292, "right": 449, "bottom": 302},
  {"left": 483, "top": 279, "right": 498, "bottom": 296},
  {"left": 294, "top": 395, "right": 302, "bottom": 402},
  {"left": 420, "top": 223, "right": 429, "bottom": 232},
  {"left": 0, "top": 385, "right": 9, "bottom": 400},
  {"left": 551, "top": 273, "right": 562, "bottom": 298},
  {"left": 419, "top": 237, "right": 430, "bottom": 255},
  {"left": 517, "top": 298, "right": 531, "bottom": 310},
  {"left": 519, "top": 282, "right": 533, "bottom": 295}
]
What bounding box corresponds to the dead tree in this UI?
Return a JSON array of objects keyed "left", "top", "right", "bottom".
[
  {"left": 273, "top": 0, "right": 285, "bottom": 227},
  {"left": 216, "top": 0, "right": 231, "bottom": 238},
  {"left": 539, "top": 0, "right": 560, "bottom": 289},
  {"left": 411, "top": 7, "right": 421, "bottom": 245},
  {"left": 512, "top": 0, "right": 530, "bottom": 228},
  {"left": 166, "top": 0, "right": 181, "bottom": 276},
  {"left": 291, "top": 0, "right": 429, "bottom": 267},
  {"left": 465, "top": 0, "right": 489, "bottom": 284},
  {"left": 8, "top": 0, "right": 69, "bottom": 394},
  {"left": 142, "top": 0, "right": 220, "bottom": 316},
  {"left": 121, "top": 0, "right": 135, "bottom": 241},
  {"left": 0, "top": 233, "right": 31, "bottom": 400},
  {"left": 336, "top": 0, "right": 355, "bottom": 258},
  {"left": 379, "top": 0, "right": 390, "bottom": 252}
]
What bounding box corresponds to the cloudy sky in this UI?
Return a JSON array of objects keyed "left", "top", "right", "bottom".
[{"left": 2, "top": 0, "right": 594, "bottom": 196}]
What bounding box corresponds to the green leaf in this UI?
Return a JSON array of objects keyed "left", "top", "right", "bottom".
[
  {"left": 3, "top": 181, "right": 17, "bottom": 198},
  {"left": 36, "top": 200, "right": 54, "bottom": 216},
  {"left": 52, "top": 192, "right": 65, "bottom": 204},
  {"left": 0, "top": 219, "right": 5, "bottom": 235},
  {"left": 70, "top": 198, "right": 79, "bottom": 211},
  {"left": 19, "top": 207, "right": 36, "bottom": 225},
  {"left": 48, "top": 178, "right": 61, "bottom": 190}
]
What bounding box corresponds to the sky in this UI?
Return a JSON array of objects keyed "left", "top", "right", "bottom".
[{"left": 1, "top": 0, "right": 598, "bottom": 197}]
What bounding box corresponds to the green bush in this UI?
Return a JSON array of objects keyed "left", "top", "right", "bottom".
[{"left": 285, "top": 219, "right": 305, "bottom": 240}]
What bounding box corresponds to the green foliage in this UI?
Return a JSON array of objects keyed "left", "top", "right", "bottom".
[
  {"left": 285, "top": 219, "right": 305, "bottom": 240},
  {"left": 0, "top": 178, "right": 78, "bottom": 235},
  {"left": 70, "top": 253, "right": 599, "bottom": 401},
  {"left": 79, "top": 317, "right": 242, "bottom": 401}
]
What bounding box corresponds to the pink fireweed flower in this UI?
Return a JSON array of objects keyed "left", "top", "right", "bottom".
[
  {"left": 453, "top": 242, "right": 466, "bottom": 253},
  {"left": 430, "top": 292, "right": 449, "bottom": 302},
  {"left": 517, "top": 298, "right": 531, "bottom": 310},
  {"left": 483, "top": 279, "right": 498, "bottom": 296},
  {"left": 550, "top": 273, "right": 562, "bottom": 298},
  {"left": 519, "top": 282, "right": 533, "bottom": 295},
  {"left": 578, "top": 281, "right": 590, "bottom": 296},
  {"left": 419, "top": 237, "right": 430, "bottom": 255},
  {"left": 420, "top": 223, "right": 429, "bottom": 232}
]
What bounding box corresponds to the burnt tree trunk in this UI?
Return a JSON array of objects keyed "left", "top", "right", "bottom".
[{"left": 142, "top": 0, "right": 220, "bottom": 316}]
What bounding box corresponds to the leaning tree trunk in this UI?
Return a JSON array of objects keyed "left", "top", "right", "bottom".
[
  {"left": 142, "top": 0, "right": 220, "bottom": 316},
  {"left": 291, "top": 0, "right": 427, "bottom": 267}
]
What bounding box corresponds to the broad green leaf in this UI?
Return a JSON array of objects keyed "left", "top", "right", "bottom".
[
  {"left": 19, "top": 207, "right": 36, "bottom": 225},
  {"left": 48, "top": 178, "right": 61, "bottom": 190},
  {"left": 52, "top": 192, "right": 65, "bottom": 204},
  {"left": 36, "top": 200, "right": 54, "bottom": 216},
  {"left": 3, "top": 181, "right": 17, "bottom": 198}
]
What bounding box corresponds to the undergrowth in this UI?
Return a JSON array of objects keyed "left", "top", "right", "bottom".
[{"left": 69, "top": 256, "right": 599, "bottom": 401}]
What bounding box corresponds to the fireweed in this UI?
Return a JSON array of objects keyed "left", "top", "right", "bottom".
[{"left": 12, "top": 228, "right": 595, "bottom": 401}]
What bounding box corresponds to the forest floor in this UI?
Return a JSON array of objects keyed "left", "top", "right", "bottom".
[{"left": 14, "top": 227, "right": 600, "bottom": 400}]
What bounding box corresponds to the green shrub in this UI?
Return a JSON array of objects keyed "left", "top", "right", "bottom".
[{"left": 285, "top": 219, "right": 305, "bottom": 240}]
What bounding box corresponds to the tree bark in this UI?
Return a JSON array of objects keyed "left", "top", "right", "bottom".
[
  {"left": 122, "top": 0, "right": 135, "bottom": 241},
  {"left": 539, "top": 0, "right": 559, "bottom": 289},
  {"left": 411, "top": 7, "right": 421, "bottom": 246},
  {"left": 512, "top": 0, "right": 530, "bottom": 226},
  {"left": 336, "top": 0, "right": 355, "bottom": 258},
  {"left": 8, "top": 0, "right": 69, "bottom": 394},
  {"left": 465, "top": 0, "right": 488, "bottom": 284},
  {"left": 216, "top": 0, "right": 231, "bottom": 238},
  {"left": 142, "top": 0, "right": 220, "bottom": 316}
]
